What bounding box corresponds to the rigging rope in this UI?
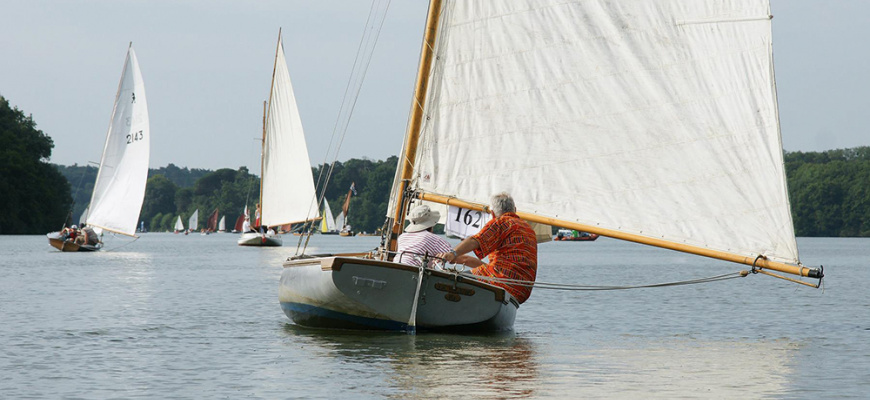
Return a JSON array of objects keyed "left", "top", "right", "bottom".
[
  {"left": 383, "top": 250, "right": 751, "bottom": 291},
  {"left": 296, "top": 0, "right": 393, "bottom": 255}
]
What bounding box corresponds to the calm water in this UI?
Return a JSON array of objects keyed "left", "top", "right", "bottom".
[{"left": 1, "top": 233, "right": 867, "bottom": 399}]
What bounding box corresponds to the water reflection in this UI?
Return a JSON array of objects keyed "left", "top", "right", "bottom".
[
  {"left": 282, "top": 325, "right": 540, "bottom": 399},
  {"left": 282, "top": 324, "right": 799, "bottom": 399}
]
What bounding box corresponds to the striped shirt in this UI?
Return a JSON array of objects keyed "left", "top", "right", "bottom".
[
  {"left": 396, "top": 230, "right": 453, "bottom": 268},
  {"left": 471, "top": 212, "right": 538, "bottom": 304}
]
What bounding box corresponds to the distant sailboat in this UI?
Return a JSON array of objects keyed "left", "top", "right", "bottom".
[
  {"left": 218, "top": 215, "right": 226, "bottom": 232},
  {"left": 233, "top": 208, "right": 247, "bottom": 233},
  {"left": 47, "top": 43, "right": 150, "bottom": 252},
  {"left": 204, "top": 208, "right": 219, "bottom": 234},
  {"left": 320, "top": 200, "right": 339, "bottom": 235},
  {"left": 174, "top": 215, "right": 184, "bottom": 234},
  {"left": 188, "top": 209, "right": 198, "bottom": 234},
  {"left": 238, "top": 29, "right": 318, "bottom": 247},
  {"left": 338, "top": 182, "right": 356, "bottom": 237},
  {"left": 279, "top": 0, "right": 823, "bottom": 332}
]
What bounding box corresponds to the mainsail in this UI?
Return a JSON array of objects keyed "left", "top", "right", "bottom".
[
  {"left": 84, "top": 44, "right": 150, "bottom": 236},
  {"left": 260, "top": 32, "right": 318, "bottom": 227},
  {"left": 405, "top": 0, "right": 799, "bottom": 266},
  {"left": 174, "top": 216, "right": 184, "bottom": 232},
  {"left": 188, "top": 209, "right": 199, "bottom": 231},
  {"left": 206, "top": 208, "right": 219, "bottom": 231},
  {"left": 218, "top": 216, "right": 226, "bottom": 232}
]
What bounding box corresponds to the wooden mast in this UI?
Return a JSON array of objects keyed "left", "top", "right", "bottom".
[
  {"left": 388, "top": 0, "right": 444, "bottom": 251},
  {"left": 417, "top": 192, "right": 822, "bottom": 282}
]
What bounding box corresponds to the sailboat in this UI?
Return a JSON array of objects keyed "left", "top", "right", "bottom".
[
  {"left": 187, "top": 209, "right": 198, "bottom": 234},
  {"left": 238, "top": 29, "right": 319, "bottom": 247},
  {"left": 338, "top": 182, "right": 356, "bottom": 236},
  {"left": 174, "top": 215, "right": 184, "bottom": 234},
  {"left": 204, "top": 208, "right": 219, "bottom": 234},
  {"left": 279, "top": 0, "right": 824, "bottom": 332},
  {"left": 320, "top": 200, "right": 339, "bottom": 235},
  {"left": 218, "top": 215, "right": 226, "bottom": 232},
  {"left": 47, "top": 43, "right": 150, "bottom": 252},
  {"left": 233, "top": 208, "right": 247, "bottom": 233}
]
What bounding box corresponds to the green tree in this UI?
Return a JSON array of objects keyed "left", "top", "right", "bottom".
[
  {"left": 141, "top": 174, "right": 179, "bottom": 230},
  {"left": 0, "top": 95, "right": 72, "bottom": 234},
  {"left": 160, "top": 213, "right": 175, "bottom": 232}
]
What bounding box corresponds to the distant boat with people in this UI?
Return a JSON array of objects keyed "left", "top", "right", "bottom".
[
  {"left": 47, "top": 43, "right": 150, "bottom": 252},
  {"left": 554, "top": 229, "right": 599, "bottom": 242},
  {"left": 237, "top": 29, "right": 319, "bottom": 247}
]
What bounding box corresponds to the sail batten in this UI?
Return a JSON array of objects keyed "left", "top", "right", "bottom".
[{"left": 411, "top": 0, "right": 799, "bottom": 265}]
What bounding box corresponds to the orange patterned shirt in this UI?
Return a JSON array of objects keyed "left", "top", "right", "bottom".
[{"left": 471, "top": 212, "right": 538, "bottom": 304}]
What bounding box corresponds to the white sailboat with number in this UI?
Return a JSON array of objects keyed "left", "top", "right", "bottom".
[
  {"left": 238, "top": 29, "right": 319, "bottom": 247},
  {"left": 279, "top": 0, "right": 823, "bottom": 332},
  {"left": 47, "top": 43, "right": 150, "bottom": 252}
]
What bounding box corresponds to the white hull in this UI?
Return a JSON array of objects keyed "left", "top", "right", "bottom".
[
  {"left": 237, "top": 232, "right": 282, "bottom": 247},
  {"left": 279, "top": 257, "right": 517, "bottom": 332}
]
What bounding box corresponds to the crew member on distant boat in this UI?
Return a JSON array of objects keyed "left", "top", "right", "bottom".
[
  {"left": 437, "top": 192, "right": 538, "bottom": 304},
  {"left": 396, "top": 205, "right": 452, "bottom": 268},
  {"left": 242, "top": 215, "right": 253, "bottom": 233}
]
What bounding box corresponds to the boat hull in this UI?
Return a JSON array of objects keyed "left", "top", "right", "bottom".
[
  {"left": 554, "top": 233, "right": 599, "bottom": 241},
  {"left": 47, "top": 235, "right": 100, "bottom": 252},
  {"left": 279, "top": 257, "right": 517, "bottom": 332},
  {"left": 237, "top": 232, "right": 282, "bottom": 247}
]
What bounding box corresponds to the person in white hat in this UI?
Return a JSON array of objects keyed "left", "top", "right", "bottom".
[{"left": 395, "top": 204, "right": 453, "bottom": 268}]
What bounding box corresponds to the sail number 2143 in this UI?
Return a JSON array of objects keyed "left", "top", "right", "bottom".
[{"left": 126, "top": 130, "right": 144, "bottom": 144}]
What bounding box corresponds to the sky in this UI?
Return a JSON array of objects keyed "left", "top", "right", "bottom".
[{"left": 2, "top": 0, "right": 869, "bottom": 171}]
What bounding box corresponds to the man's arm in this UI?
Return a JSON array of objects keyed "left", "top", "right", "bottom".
[{"left": 436, "top": 236, "right": 480, "bottom": 264}]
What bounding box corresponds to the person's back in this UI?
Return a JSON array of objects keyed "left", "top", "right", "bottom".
[
  {"left": 395, "top": 204, "right": 451, "bottom": 268},
  {"left": 396, "top": 230, "right": 452, "bottom": 268}
]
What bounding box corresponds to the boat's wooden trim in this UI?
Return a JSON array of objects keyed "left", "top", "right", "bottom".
[{"left": 418, "top": 192, "right": 822, "bottom": 281}]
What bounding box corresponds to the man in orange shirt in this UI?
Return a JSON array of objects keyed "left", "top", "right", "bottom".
[{"left": 437, "top": 192, "right": 538, "bottom": 304}]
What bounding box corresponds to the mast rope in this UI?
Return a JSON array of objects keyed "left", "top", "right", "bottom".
[
  {"left": 296, "top": 0, "right": 393, "bottom": 255},
  {"left": 100, "top": 233, "right": 140, "bottom": 252},
  {"left": 383, "top": 250, "right": 751, "bottom": 291}
]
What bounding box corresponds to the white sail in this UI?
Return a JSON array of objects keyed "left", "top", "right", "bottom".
[
  {"left": 84, "top": 45, "right": 150, "bottom": 236},
  {"left": 411, "top": 1, "right": 798, "bottom": 264},
  {"left": 334, "top": 211, "right": 345, "bottom": 232},
  {"left": 260, "top": 34, "right": 318, "bottom": 227},
  {"left": 188, "top": 209, "right": 199, "bottom": 231},
  {"left": 321, "top": 200, "right": 337, "bottom": 232},
  {"left": 218, "top": 216, "right": 226, "bottom": 231},
  {"left": 78, "top": 205, "right": 89, "bottom": 226},
  {"left": 174, "top": 216, "right": 184, "bottom": 231}
]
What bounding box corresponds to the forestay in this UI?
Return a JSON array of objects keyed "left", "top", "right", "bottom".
[
  {"left": 411, "top": 0, "right": 799, "bottom": 265},
  {"left": 261, "top": 36, "right": 318, "bottom": 227},
  {"left": 85, "top": 46, "right": 150, "bottom": 237}
]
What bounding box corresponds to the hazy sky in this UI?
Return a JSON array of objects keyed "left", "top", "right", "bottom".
[{"left": 2, "top": 1, "right": 868, "bottom": 171}]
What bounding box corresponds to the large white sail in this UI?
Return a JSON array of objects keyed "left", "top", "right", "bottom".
[
  {"left": 261, "top": 35, "right": 318, "bottom": 227},
  {"left": 174, "top": 216, "right": 184, "bottom": 231},
  {"left": 411, "top": 1, "right": 799, "bottom": 264},
  {"left": 218, "top": 216, "right": 226, "bottom": 231},
  {"left": 188, "top": 209, "right": 199, "bottom": 231},
  {"left": 85, "top": 45, "right": 150, "bottom": 236}
]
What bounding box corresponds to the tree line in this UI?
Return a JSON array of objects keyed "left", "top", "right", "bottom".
[
  {"left": 55, "top": 158, "right": 399, "bottom": 234},
  {"left": 2, "top": 94, "right": 869, "bottom": 236}
]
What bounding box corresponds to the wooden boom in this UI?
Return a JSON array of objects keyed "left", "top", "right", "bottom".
[{"left": 418, "top": 192, "right": 823, "bottom": 282}]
